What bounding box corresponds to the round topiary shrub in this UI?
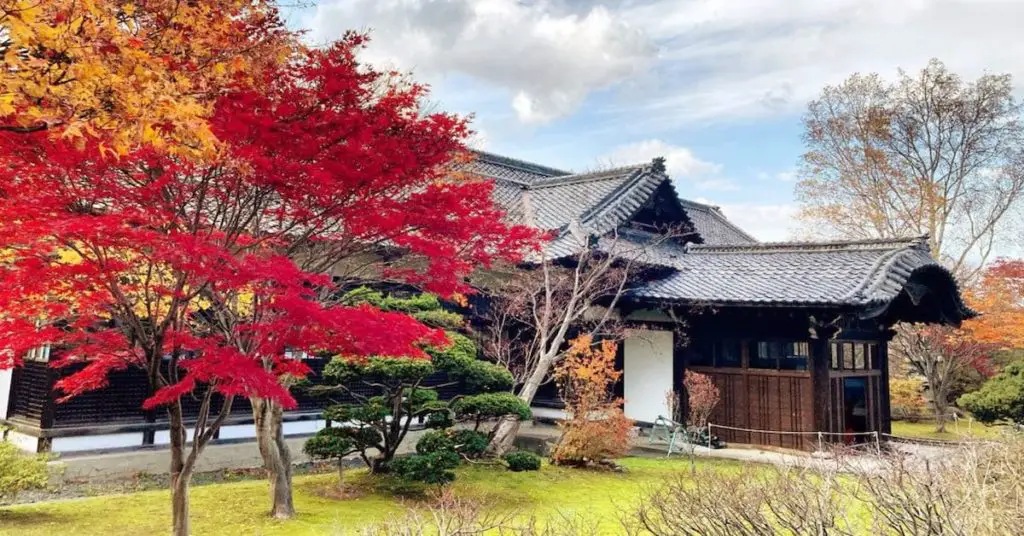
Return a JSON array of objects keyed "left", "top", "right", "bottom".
[
  {"left": 503, "top": 450, "right": 541, "bottom": 472},
  {"left": 451, "top": 429, "right": 489, "bottom": 459},
  {"left": 416, "top": 430, "right": 455, "bottom": 455}
]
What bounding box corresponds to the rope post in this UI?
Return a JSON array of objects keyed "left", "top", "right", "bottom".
[
  {"left": 817, "top": 431, "right": 823, "bottom": 453},
  {"left": 707, "top": 423, "right": 713, "bottom": 450},
  {"left": 874, "top": 431, "right": 881, "bottom": 456}
]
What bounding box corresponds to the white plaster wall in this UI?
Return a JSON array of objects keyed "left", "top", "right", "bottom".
[
  {"left": 623, "top": 329, "right": 674, "bottom": 424},
  {"left": 43, "top": 419, "right": 330, "bottom": 454},
  {"left": 0, "top": 368, "right": 11, "bottom": 420},
  {"left": 52, "top": 433, "right": 144, "bottom": 453},
  {"left": 6, "top": 430, "right": 40, "bottom": 453}
]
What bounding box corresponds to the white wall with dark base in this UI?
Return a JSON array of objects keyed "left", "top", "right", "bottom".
[
  {"left": 44, "top": 420, "right": 329, "bottom": 454},
  {"left": 0, "top": 368, "right": 11, "bottom": 420},
  {"left": 623, "top": 329, "right": 674, "bottom": 424}
]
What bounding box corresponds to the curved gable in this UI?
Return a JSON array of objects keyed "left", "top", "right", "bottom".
[{"left": 631, "top": 236, "right": 975, "bottom": 327}]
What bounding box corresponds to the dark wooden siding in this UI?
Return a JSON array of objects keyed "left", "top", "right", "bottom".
[
  {"left": 15, "top": 357, "right": 460, "bottom": 430},
  {"left": 8, "top": 361, "right": 54, "bottom": 426},
  {"left": 695, "top": 368, "right": 814, "bottom": 450}
]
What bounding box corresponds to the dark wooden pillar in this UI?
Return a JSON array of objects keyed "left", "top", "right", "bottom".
[
  {"left": 809, "top": 320, "right": 840, "bottom": 437},
  {"left": 879, "top": 334, "right": 893, "bottom": 434}
]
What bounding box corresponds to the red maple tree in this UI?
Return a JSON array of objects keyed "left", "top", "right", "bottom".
[{"left": 0, "top": 34, "right": 535, "bottom": 533}]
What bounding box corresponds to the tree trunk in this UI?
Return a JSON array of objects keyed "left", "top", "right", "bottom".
[
  {"left": 253, "top": 397, "right": 295, "bottom": 519},
  {"left": 926, "top": 366, "right": 949, "bottom": 434},
  {"left": 171, "top": 471, "right": 191, "bottom": 536},
  {"left": 487, "top": 414, "right": 522, "bottom": 457},
  {"left": 933, "top": 389, "right": 948, "bottom": 433},
  {"left": 487, "top": 356, "right": 552, "bottom": 456},
  {"left": 169, "top": 404, "right": 193, "bottom": 536}
]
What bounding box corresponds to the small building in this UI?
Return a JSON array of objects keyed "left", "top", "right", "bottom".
[
  {"left": 474, "top": 152, "right": 973, "bottom": 449},
  {"left": 0, "top": 152, "right": 974, "bottom": 453}
]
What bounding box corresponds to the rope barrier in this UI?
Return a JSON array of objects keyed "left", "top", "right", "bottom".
[
  {"left": 708, "top": 423, "right": 882, "bottom": 455},
  {"left": 879, "top": 433, "right": 1000, "bottom": 447},
  {"left": 708, "top": 423, "right": 878, "bottom": 436}
]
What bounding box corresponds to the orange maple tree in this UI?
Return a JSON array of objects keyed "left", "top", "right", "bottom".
[
  {"left": 963, "top": 259, "right": 1024, "bottom": 350},
  {"left": 550, "top": 336, "right": 634, "bottom": 467},
  {"left": 0, "top": 0, "right": 295, "bottom": 153}
]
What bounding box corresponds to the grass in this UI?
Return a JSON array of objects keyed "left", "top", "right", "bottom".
[
  {"left": 0, "top": 457, "right": 740, "bottom": 535},
  {"left": 891, "top": 419, "right": 1006, "bottom": 441}
]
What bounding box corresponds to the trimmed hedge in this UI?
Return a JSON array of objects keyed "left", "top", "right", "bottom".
[{"left": 503, "top": 450, "right": 542, "bottom": 472}]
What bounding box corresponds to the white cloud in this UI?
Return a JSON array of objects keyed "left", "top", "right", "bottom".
[
  {"left": 305, "top": 0, "right": 657, "bottom": 124},
  {"left": 615, "top": 0, "right": 1024, "bottom": 126},
  {"left": 708, "top": 201, "right": 801, "bottom": 242},
  {"left": 695, "top": 178, "right": 740, "bottom": 192},
  {"left": 605, "top": 139, "right": 721, "bottom": 177},
  {"left": 604, "top": 139, "right": 738, "bottom": 192}
]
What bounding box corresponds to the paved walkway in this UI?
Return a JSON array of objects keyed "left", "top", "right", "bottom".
[
  {"left": 54, "top": 422, "right": 945, "bottom": 483},
  {"left": 56, "top": 429, "right": 429, "bottom": 483}
]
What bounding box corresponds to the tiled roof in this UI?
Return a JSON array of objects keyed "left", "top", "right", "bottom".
[
  {"left": 468, "top": 152, "right": 671, "bottom": 259},
  {"left": 678, "top": 199, "right": 758, "bottom": 245},
  {"left": 631, "top": 236, "right": 970, "bottom": 310},
  {"left": 467, "top": 152, "right": 730, "bottom": 251},
  {"left": 466, "top": 151, "right": 569, "bottom": 185},
  {"left": 466, "top": 152, "right": 971, "bottom": 320}
]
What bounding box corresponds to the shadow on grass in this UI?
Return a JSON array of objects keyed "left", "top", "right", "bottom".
[{"left": 0, "top": 508, "right": 59, "bottom": 526}]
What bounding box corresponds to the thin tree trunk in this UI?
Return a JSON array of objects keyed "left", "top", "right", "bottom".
[
  {"left": 488, "top": 355, "right": 552, "bottom": 456},
  {"left": 928, "top": 368, "right": 948, "bottom": 434},
  {"left": 253, "top": 397, "right": 295, "bottom": 519},
  {"left": 169, "top": 403, "right": 192, "bottom": 536},
  {"left": 171, "top": 472, "right": 190, "bottom": 536},
  {"left": 488, "top": 414, "right": 522, "bottom": 457},
  {"left": 933, "top": 389, "right": 948, "bottom": 434}
]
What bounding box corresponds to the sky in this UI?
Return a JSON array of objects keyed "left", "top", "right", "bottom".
[{"left": 289, "top": 0, "right": 1024, "bottom": 242}]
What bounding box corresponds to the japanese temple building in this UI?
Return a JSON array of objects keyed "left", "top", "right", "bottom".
[{"left": 0, "top": 152, "right": 974, "bottom": 453}]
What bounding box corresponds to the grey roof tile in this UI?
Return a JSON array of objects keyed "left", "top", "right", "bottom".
[
  {"left": 678, "top": 199, "right": 758, "bottom": 245},
  {"left": 631, "top": 237, "right": 964, "bottom": 308},
  {"left": 465, "top": 151, "right": 569, "bottom": 185}
]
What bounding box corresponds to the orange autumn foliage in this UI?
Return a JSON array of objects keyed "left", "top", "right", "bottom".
[
  {"left": 964, "top": 260, "right": 1024, "bottom": 350},
  {"left": 0, "top": 0, "right": 296, "bottom": 154},
  {"left": 551, "top": 336, "right": 634, "bottom": 466}
]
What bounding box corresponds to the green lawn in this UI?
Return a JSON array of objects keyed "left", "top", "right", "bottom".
[
  {"left": 891, "top": 419, "right": 1006, "bottom": 441},
  {"left": 0, "top": 457, "right": 738, "bottom": 535}
]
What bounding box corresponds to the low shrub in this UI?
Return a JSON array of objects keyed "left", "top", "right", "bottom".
[
  {"left": 450, "top": 430, "right": 489, "bottom": 459},
  {"left": 388, "top": 450, "right": 460, "bottom": 486},
  {"left": 503, "top": 451, "right": 541, "bottom": 472},
  {"left": 959, "top": 361, "right": 1024, "bottom": 425},
  {"left": 550, "top": 337, "right": 633, "bottom": 467},
  {"left": 0, "top": 440, "right": 49, "bottom": 501},
  {"left": 416, "top": 430, "right": 456, "bottom": 456},
  {"left": 624, "top": 438, "right": 1024, "bottom": 535}
]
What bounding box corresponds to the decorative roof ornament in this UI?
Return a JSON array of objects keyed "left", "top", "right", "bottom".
[{"left": 650, "top": 156, "right": 667, "bottom": 175}]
